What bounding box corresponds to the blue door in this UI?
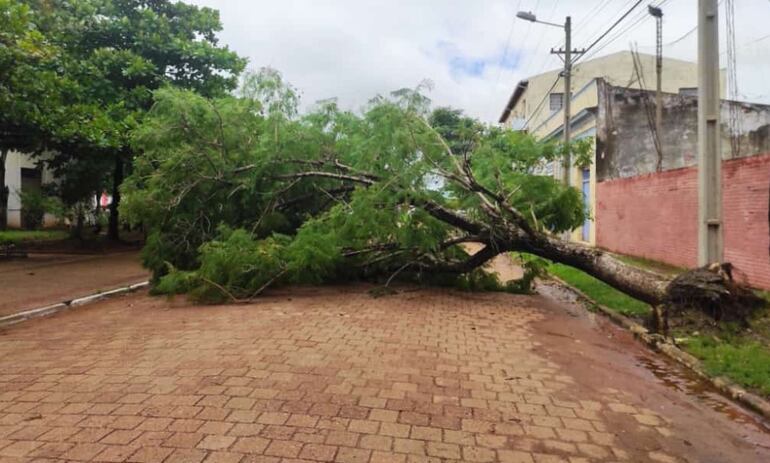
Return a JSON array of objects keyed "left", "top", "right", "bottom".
[{"left": 582, "top": 169, "right": 590, "bottom": 242}]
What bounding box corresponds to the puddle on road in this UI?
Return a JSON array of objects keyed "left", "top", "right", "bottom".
[
  {"left": 635, "top": 353, "right": 770, "bottom": 444},
  {"left": 538, "top": 280, "right": 770, "bottom": 441}
]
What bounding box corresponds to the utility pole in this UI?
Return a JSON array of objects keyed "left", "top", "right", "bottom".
[
  {"left": 553, "top": 23, "right": 586, "bottom": 242},
  {"left": 697, "top": 0, "right": 723, "bottom": 265},
  {"left": 648, "top": 5, "right": 664, "bottom": 168},
  {"left": 550, "top": 18, "right": 585, "bottom": 185},
  {"left": 516, "top": 11, "right": 584, "bottom": 186},
  {"left": 561, "top": 17, "right": 573, "bottom": 185}
]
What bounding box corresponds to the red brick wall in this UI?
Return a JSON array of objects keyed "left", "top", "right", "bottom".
[{"left": 596, "top": 153, "right": 770, "bottom": 289}]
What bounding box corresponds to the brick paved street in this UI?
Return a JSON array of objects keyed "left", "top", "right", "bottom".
[
  {"left": 0, "top": 283, "right": 768, "bottom": 462},
  {"left": 0, "top": 251, "right": 147, "bottom": 317}
]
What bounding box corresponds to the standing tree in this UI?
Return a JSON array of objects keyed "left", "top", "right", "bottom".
[
  {"left": 122, "top": 72, "right": 764, "bottom": 324},
  {"left": 1, "top": 0, "right": 246, "bottom": 236},
  {"left": 0, "top": 0, "right": 60, "bottom": 229}
]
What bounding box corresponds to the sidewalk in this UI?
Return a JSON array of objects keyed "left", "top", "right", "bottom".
[{"left": 0, "top": 250, "right": 148, "bottom": 317}]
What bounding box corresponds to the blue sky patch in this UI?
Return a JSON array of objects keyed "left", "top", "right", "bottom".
[{"left": 437, "top": 40, "right": 521, "bottom": 79}]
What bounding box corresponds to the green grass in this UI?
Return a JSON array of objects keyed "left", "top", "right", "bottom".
[
  {"left": 614, "top": 253, "right": 685, "bottom": 276},
  {"left": 685, "top": 336, "right": 770, "bottom": 396},
  {"left": 514, "top": 252, "right": 770, "bottom": 397},
  {"left": 546, "top": 261, "right": 652, "bottom": 318},
  {"left": 0, "top": 229, "right": 68, "bottom": 245},
  {"left": 514, "top": 253, "right": 651, "bottom": 317},
  {"left": 756, "top": 290, "right": 770, "bottom": 305}
]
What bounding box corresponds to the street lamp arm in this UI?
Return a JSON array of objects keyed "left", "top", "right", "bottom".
[
  {"left": 533, "top": 19, "right": 565, "bottom": 28},
  {"left": 516, "top": 11, "right": 564, "bottom": 28}
]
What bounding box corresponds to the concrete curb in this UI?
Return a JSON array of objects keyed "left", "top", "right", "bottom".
[
  {"left": 548, "top": 275, "right": 770, "bottom": 421},
  {"left": 0, "top": 281, "right": 149, "bottom": 328}
]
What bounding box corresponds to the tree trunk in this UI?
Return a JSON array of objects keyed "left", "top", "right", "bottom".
[
  {"left": 514, "top": 232, "right": 670, "bottom": 306},
  {"left": 108, "top": 155, "right": 123, "bottom": 241},
  {"left": 0, "top": 149, "right": 8, "bottom": 230}
]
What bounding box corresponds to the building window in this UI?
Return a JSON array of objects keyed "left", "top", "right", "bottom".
[{"left": 549, "top": 92, "right": 564, "bottom": 111}]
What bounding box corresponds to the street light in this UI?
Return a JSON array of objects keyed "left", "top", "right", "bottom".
[
  {"left": 516, "top": 10, "right": 580, "bottom": 186},
  {"left": 516, "top": 11, "right": 563, "bottom": 29}
]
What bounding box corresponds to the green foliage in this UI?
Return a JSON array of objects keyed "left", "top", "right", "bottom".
[
  {"left": 506, "top": 255, "right": 549, "bottom": 294},
  {"left": 0, "top": 0, "right": 246, "bottom": 229},
  {"left": 155, "top": 224, "right": 342, "bottom": 303},
  {"left": 428, "top": 107, "right": 483, "bottom": 156},
  {"left": 18, "top": 190, "right": 63, "bottom": 230},
  {"left": 686, "top": 336, "right": 770, "bottom": 396},
  {"left": 124, "top": 70, "right": 593, "bottom": 301}
]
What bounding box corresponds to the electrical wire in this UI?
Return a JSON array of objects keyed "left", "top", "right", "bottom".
[
  {"left": 573, "top": 0, "right": 614, "bottom": 31},
  {"left": 725, "top": 0, "right": 742, "bottom": 156},
  {"left": 521, "top": 0, "right": 559, "bottom": 76},
  {"left": 572, "top": 0, "right": 644, "bottom": 66},
  {"left": 495, "top": 1, "right": 522, "bottom": 88},
  {"left": 578, "top": 0, "right": 670, "bottom": 64},
  {"left": 573, "top": 0, "right": 638, "bottom": 49},
  {"left": 512, "top": 0, "right": 540, "bottom": 77},
  {"left": 659, "top": 0, "right": 724, "bottom": 48},
  {"left": 522, "top": 75, "right": 562, "bottom": 130}
]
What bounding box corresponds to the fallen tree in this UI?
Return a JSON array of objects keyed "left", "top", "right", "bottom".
[{"left": 122, "top": 71, "right": 763, "bottom": 327}]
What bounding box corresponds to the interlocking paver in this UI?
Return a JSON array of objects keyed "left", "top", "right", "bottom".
[{"left": 0, "top": 284, "right": 766, "bottom": 462}]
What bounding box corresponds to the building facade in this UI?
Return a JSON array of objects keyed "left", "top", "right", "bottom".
[
  {"left": 499, "top": 52, "right": 770, "bottom": 289},
  {"left": 3, "top": 150, "right": 57, "bottom": 229},
  {"left": 594, "top": 81, "right": 770, "bottom": 289},
  {"left": 499, "top": 51, "right": 705, "bottom": 245}
]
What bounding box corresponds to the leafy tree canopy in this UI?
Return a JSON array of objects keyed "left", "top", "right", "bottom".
[
  {"left": 0, "top": 0, "right": 246, "bottom": 229},
  {"left": 122, "top": 69, "right": 587, "bottom": 302}
]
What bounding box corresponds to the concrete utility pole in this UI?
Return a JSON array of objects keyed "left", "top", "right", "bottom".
[
  {"left": 561, "top": 17, "right": 573, "bottom": 185},
  {"left": 648, "top": 5, "right": 664, "bottom": 167},
  {"left": 550, "top": 17, "right": 585, "bottom": 186},
  {"left": 516, "top": 11, "right": 584, "bottom": 186},
  {"left": 697, "top": 0, "right": 723, "bottom": 265}
]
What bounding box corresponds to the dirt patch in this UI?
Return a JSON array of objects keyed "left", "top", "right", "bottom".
[{"left": 0, "top": 250, "right": 148, "bottom": 317}]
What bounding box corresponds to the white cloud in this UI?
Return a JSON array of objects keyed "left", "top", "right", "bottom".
[{"left": 189, "top": 0, "right": 770, "bottom": 122}]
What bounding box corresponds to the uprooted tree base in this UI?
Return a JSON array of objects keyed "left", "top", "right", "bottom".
[
  {"left": 120, "top": 74, "right": 766, "bottom": 332},
  {"left": 659, "top": 263, "right": 766, "bottom": 331}
]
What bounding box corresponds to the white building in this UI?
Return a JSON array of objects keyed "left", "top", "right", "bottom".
[{"left": 3, "top": 150, "right": 57, "bottom": 228}]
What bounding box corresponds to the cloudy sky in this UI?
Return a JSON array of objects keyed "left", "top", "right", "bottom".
[{"left": 188, "top": 0, "right": 770, "bottom": 123}]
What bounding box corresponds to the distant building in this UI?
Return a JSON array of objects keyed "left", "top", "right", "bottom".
[
  {"left": 594, "top": 80, "right": 770, "bottom": 289},
  {"left": 3, "top": 151, "right": 57, "bottom": 229},
  {"left": 499, "top": 51, "right": 770, "bottom": 289},
  {"left": 500, "top": 51, "right": 709, "bottom": 244}
]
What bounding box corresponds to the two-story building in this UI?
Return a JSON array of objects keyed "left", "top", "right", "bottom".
[
  {"left": 498, "top": 50, "right": 705, "bottom": 244},
  {"left": 499, "top": 51, "right": 770, "bottom": 290}
]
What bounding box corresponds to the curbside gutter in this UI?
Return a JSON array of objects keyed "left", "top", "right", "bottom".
[
  {"left": 0, "top": 281, "right": 149, "bottom": 328},
  {"left": 548, "top": 275, "right": 770, "bottom": 421}
]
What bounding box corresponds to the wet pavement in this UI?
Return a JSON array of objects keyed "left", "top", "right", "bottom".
[
  {"left": 0, "top": 251, "right": 147, "bottom": 318},
  {"left": 0, "top": 253, "right": 768, "bottom": 462}
]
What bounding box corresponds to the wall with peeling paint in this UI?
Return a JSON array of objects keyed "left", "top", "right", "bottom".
[
  {"left": 594, "top": 81, "right": 770, "bottom": 288},
  {"left": 595, "top": 80, "right": 770, "bottom": 181}
]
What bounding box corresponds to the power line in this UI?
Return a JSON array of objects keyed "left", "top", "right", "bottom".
[
  {"left": 660, "top": 0, "right": 724, "bottom": 48},
  {"left": 530, "top": 0, "right": 628, "bottom": 78},
  {"left": 495, "top": 0, "right": 521, "bottom": 88},
  {"left": 580, "top": 9, "right": 649, "bottom": 61},
  {"left": 573, "top": 0, "right": 644, "bottom": 65},
  {"left": 579, "top": 0, "right": 669, "bottom": 63},
  {"left": 732, "top": 32, "right": 770, "bottom": 49},
  {"left": 725, "top": 0, "right": 742, "bottom": 156},
  {"left": 522, "top": 75, "right": 561, "bottom": 130},
  {"left": 521, "top": 0, "right": 559, "bottom": 74},
  {"left": 512, "top": 0, "right": 540, "bottom": 76},
  {"left": 574, "top": 0, "right": 614, "bottom": 31},
  {"left": 574, "top": 0, "right": 638, "bottom": 48}
]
